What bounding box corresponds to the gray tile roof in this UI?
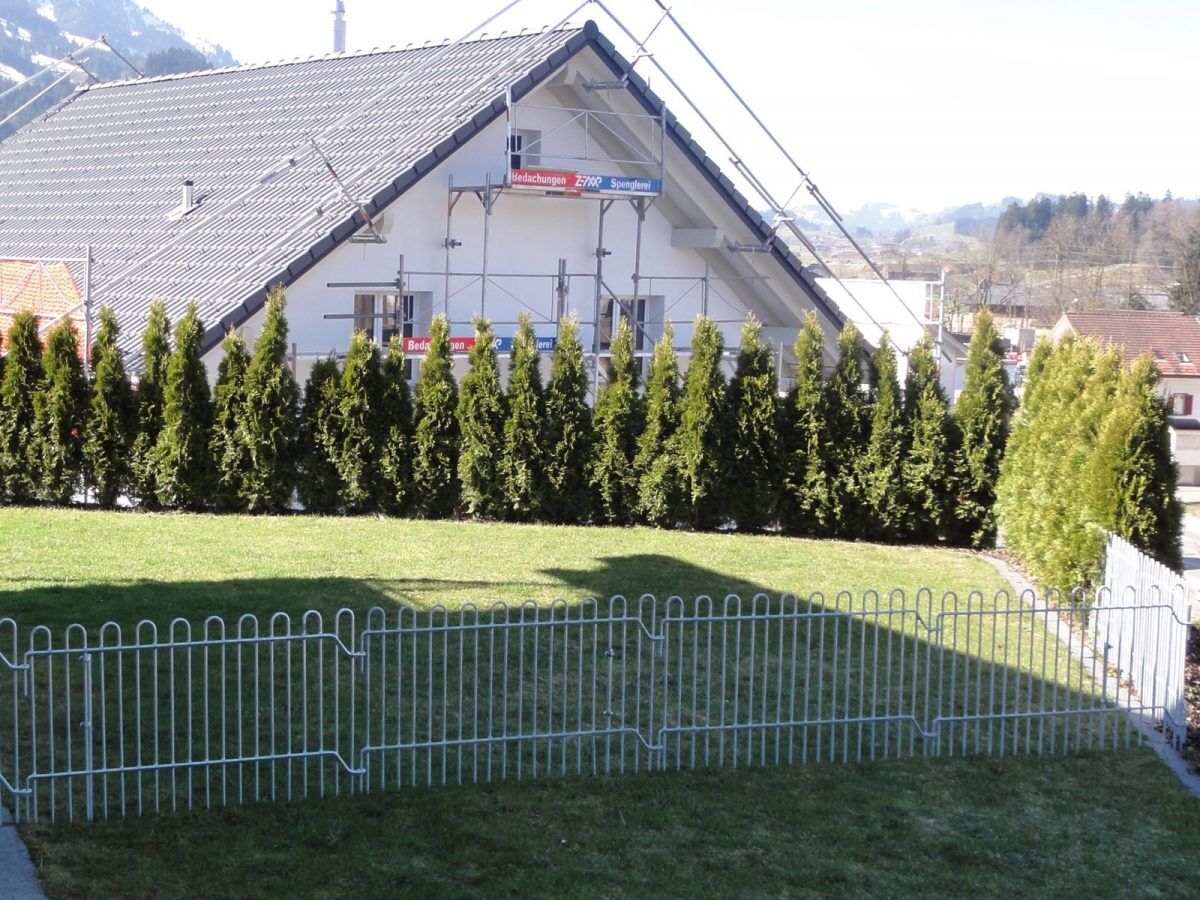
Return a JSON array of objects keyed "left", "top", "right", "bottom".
[
  {"left": 0, "top": 21, "right": 842, "bottom": 363},
  {"left": 0, "top": 26, "right": 587, "bottom": 359}
]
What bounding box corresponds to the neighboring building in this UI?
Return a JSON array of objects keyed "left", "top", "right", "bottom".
[
  {"left": 814, "top": 276, "right": 969, "bottom": 399},
  {"left": 0, "top": 22, "right": 857, "bottom": 394},
  {"left": 0, "top": 258, "right": 84, "bottom": 343},
  {"left": 1050, "top": 310, "right": 1200, "bottom": 483}
]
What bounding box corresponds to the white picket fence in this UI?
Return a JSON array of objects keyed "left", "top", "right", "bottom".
[{"left": 1100, "top": 532, "right": 1191, "bottom": 749}]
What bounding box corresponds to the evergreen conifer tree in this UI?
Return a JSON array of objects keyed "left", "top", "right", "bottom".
[
  {"left": 1088, "top": 356, "right": 1183, "bottom": 569},
  {"left": 590, "top": 316, "right": 641, "bottom": 524},
  {"left": 154, "top": 303, "right": 213, "bottom": 510},
  {"left": 334, "top": 330, "right": 383, "bottom": 513},
  {"left": 379, "top": 336, "right": 414, "bottom": 516},
  {"left": 209, "top": 330, "right": 251, "bottom": 511},
  {"left": 902, "top": 334, "right": 940, "bottom": 429},
  {"left": 456, "top": 317, "right": 506, "bottom": 518},
  {"left": 780, "top": 312, "right": 832, "bottom": 536},
  {"left": 239, "top": 289, "right": 300, "bottom": 512},
  {"left": 297, "top": 357, "right": 342, "bottom": 514},
  {"left": 30, "top": 319, "right": 88, "bottom": 504},
  {"left": 501, "top": 312, "right": 546, "bottom": 521},
  {"left": 542, "top": 314, "right": 593, "bottom": 524},
  {"left": 131, "top": 301, "right": 171, "bottom": 507},
  {"left": 0, "top": 311, "right": 43, "bottom": 502},
  {"left": 411, "top": 313, "right": 460, "bottom": 518},
  {"left": 724, "top": 315, "right": 781, "bottom": 532},
  {"left": 678, "top": 315, "right": 727, "bottom": 530},
  {"left": 634, "top": 321, "right": 684, "bottom": 527},
  {"left": 83, "top": 308, "right": 135, "bottom": 508},
  {"left": 902, "top": 338, "right": 952, "bottom": 543},
  {"left": 859, "top": 333, "right": 907, "bottom": 540},
  {"left": 951, "top": 309, "right": 1015, "bottom": 548},
  {"left": 822, "top": 323, "right": 869, "bottom": 538}
]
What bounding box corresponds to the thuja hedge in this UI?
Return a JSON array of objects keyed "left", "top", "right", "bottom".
[
  {"left": 0, "top": 295, "right": 1024, "bottom": 547},
  {"left": 996, "top": 336, "right": 1182, "bottom": 593}
]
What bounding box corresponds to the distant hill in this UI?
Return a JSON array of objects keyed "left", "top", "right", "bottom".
[
  {"left": 0, "top": 0, "right": 235, "bottom": 138},
  {"left": 779, "top": 197, "right": 1024, "bottom": 240}
]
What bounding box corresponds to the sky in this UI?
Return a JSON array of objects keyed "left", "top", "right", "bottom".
[{"left": 138, "top": 0, "right": 1200, "bottom": 213}]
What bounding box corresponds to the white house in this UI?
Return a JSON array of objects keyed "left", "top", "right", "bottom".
[{"left": 0, "top": 22, "right": 864, "bottom": 396}]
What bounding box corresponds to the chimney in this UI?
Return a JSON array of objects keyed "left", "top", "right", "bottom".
[
  {"left": 333, "top": 1, "right": 346, "bottom": 53},
  {"left": 181, "top": 179, "right": 195, "bottom": 211}
]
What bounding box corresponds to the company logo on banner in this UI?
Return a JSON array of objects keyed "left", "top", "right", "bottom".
[
  {"left": 510, "top": 168, "right": 661, "bottom": 197},
  {"left": 494, "top": 335, "right": 557, "bottom": 352}
]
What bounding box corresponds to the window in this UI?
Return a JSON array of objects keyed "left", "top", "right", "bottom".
[
  {"left": 508, "top": 129, "right": 541, "bottom": 170},
  {"left": 1179, "top": 351, "right": 1192, "bottom": 364},
  {"left": 1170, "top": 393, "right": 1194, "bottom": 416},
  {"left": 353, "top": 293, "right": 375, "bottom": 339},
  {"left": 597, "top": 295, "right": 663, "bottom": 378},
  {"left": 351, "top": 292, "right": 417, "bottom": 376}
]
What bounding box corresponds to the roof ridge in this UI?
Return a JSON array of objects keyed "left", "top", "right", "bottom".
[{"left": 81, "top": 23, "right": 586, "bottom": 92}]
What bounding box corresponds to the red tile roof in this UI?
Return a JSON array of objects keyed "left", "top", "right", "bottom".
[
  {"left": 1057, "top": 310, "right": 1200, "bottom": 377},
  {"left": 0, "top": 258, "right": 83, "bottom": 343}
]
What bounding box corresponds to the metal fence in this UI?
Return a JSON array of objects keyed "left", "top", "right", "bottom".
[
  {"left": 1100, "top": 532, "right": 1190, "bottom": 748},
  {"left": 0, "top": 579, "right": 1189, "bottom": 824}
]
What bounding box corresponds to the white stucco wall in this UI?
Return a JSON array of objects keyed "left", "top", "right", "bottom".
[{"left": 210, "top": 52, "right": 845, "bottom": 393}]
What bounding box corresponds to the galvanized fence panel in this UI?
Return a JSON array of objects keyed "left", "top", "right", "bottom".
[
  {"left": 0, "top": 580, "right": 1187, "bottom": 824},
  {"left": 1101, "top": 532, "right": 1191, "bottom": 748}
]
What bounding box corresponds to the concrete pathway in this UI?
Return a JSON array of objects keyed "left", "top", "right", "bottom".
[
  {"left": 1178, "top": 487, "right": 1200, "bottom": 621},
  {"left": 0, "top": 806, "right": 43, "bottom": 899}
]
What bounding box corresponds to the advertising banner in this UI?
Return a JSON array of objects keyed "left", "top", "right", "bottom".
[
  {"left": 509, "top": 168, "right": 661, "bottom": 197},
  {"left": 402, "top": 336, "right": 477, "bottom": 354}
]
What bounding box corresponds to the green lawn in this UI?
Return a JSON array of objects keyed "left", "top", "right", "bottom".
[
  {"left": 2, "top": 508, "right": 1195, "bottom": 897},
  {"left": 19, "top": 748, "right": 1200, "bottom": 898},
  {"left": 0, "top": 506, "right": 1010, "bottom": 629}
]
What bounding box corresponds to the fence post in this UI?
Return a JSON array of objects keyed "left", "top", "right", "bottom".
[{"left": 80, "top": 652, "right": 94, "bottom": 823}]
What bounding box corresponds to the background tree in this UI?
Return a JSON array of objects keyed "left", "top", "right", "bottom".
[
  {"left": 780, "top": 312, "right": 831, "bottom": 536},
  {"left": 411, "top": 313, "right": 460, "bottom": 518},
  {"left": 634, "top": 322, "right": 684, "bottom": 527},
  {"left": 590, "top": 316, "right": 641, "bottom": 525},
  {"left": 542, "top": 314, "right": 593, "bottom": 524},
  {"left": 0, "top": 312, "right": 43, "bottom": 502},
  {"left": 131, "top": 301, "right": 170, "bottom": 507},
  {"left": 858, "top": 333, "right": 906, "bottom": 540},
  {"left": 902, "top": 338, "right": 952, "bottom": 543},
  {"left": 379, "top": 336, "right": 414, "bottom": 516},
  {"left": 678, "top": 315, "right": 726, "bottom": 530},
  {"left": 84, "top": 308, "right": 135, "bottom": 508},
  {"left": 951, "top": 308, "right": 1015, "bottom": 548},
  {"left": 154, "top": 303, "right": 213, "bottom": 510},
  {"left": 209, "top": 330, "right": 251, "bottom": 511},
  {"left": 239, "top": 290, "right": 300, "bottom": 513},
  {"left": 333, "top": 331, "right": 383, "bottom": 514},
  {"left": 822, "top": 323, "right": 868, "bottom": 538},
  {"left": 1167, "top": 224, "right": 1200, "bottom": 315},
  {"left": 501, "top": 312, "right": 547, "bottom": 521},
  {"left": 456, "top": 317, "right": 506, "bottom": 518},
  {"left": 297, "top": 357, "right": 342, "bottom": 514},
  {"left": 30, "top": 320, "right": 88, "bottom": 504},
  {"left": 724, "top": 315, "right": 780, "bottom": 532}
]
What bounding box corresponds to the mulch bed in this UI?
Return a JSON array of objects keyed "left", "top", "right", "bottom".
[{"left": 1183, "top": 624, "right": 1200, "bottom": 769}]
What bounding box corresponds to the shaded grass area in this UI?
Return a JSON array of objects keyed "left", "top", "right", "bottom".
[
  {"left": 0, "top": 507, "right": 1009, "bottom": 630},
  {"left": 22, "top": 747, "right": 1200, "bottom": 899}
]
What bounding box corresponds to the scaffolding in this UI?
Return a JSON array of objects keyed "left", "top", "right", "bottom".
[{"left": 314, "top": 0, "right": 933, "bottom": 393}]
